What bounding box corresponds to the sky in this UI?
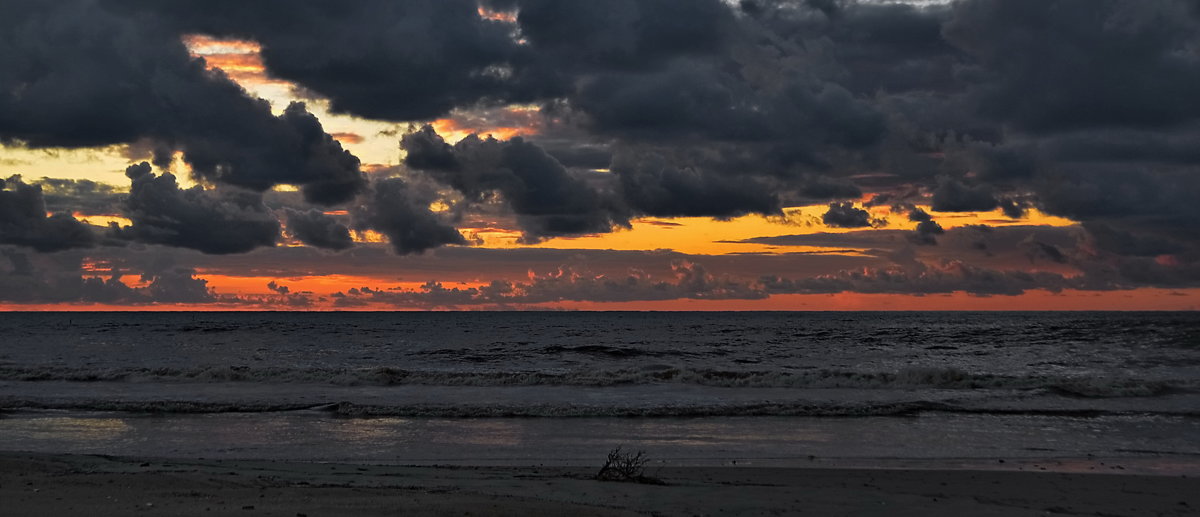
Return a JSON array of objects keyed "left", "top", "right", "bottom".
[{"left": 1, "top": 0, "right": 1198, "bottom": 310}]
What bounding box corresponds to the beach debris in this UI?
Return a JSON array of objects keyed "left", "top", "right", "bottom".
[{"left": 595, "top": 447, "right": 664, "bottom": 485}]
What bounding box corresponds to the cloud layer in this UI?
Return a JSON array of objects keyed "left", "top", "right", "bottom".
[{"left": 2, "top": 0, "right": 1199, "bottom": 304}]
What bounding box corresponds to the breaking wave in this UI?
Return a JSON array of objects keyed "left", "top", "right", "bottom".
[
  {"left": 4, "top": 398, "right": 1197, "bottom": 418},
  {"left": 0, "top": 365, "right": 1189, "bottom": 398}
]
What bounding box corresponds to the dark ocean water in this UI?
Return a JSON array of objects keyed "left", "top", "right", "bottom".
[{"left": 1, "top": 312, "right": 1198, "bottom": 469}]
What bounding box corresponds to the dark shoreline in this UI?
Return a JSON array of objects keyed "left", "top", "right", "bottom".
[{"left": 2, "top": 451, "right": 1197, "bottom": 516}]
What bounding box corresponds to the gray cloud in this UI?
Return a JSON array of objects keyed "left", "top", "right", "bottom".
[
  {"left": 821, "top": 202, "right": 875, "bottom": 228},
  {"left": 352, "top": 178, "right": 467, "bottom": 255},
  {"left": 115, "top": 162, "right": 280, "bottom": 254},
  {"left": 799, "top": 175, "right": 863, "bottom": 201},
  {"left": 613, "top": 151, "right": 781, "bottom": 218},
  {"left": 907, "top": 208, "right": 944, "bottom": 245},
  {"left": 930, "top": 176, "right": 998, "bottom": 213},
  {"left": 0, "top": 176, "right": 94, "bottom": 252},
  {"left": 402, "top": 126, "right": 630, "bottom": 240},
  {"left": 108, "top": 0, "right": 546, "bottom": 121},
  {"left": 3, "top": 0, "right": 1200, "bottom": 296},
  {"left": 333, "top": 261, "right": 765, "bottom": 308},
  {"left": 944, "top": 0, "right": 1200, "bottom": 133},
  {"left": 0, "top": 249, "right": 215, "bottom": 304},
  {"left": 497, "top": 0, "right": 734, "bottom": 71},
  {"left": 283, "top": 208, "right": 353, "bottom": 251},
  {"left": 0, "top": 1, "right": 366, "bottom": 205},
  {"left": 761, "top": 261, "right": 1077, "bottom": 296},
  {"left": 32, "top": 178, "right": 126, "bottom": 216}
]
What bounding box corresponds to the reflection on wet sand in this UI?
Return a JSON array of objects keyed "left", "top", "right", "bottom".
[{"left": 4, "top": 415, "right": 129, "bottom": 443}]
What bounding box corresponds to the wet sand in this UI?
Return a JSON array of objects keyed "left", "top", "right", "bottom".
[{"left": 1, "top": 452, "right": 1196, "bottom": 516}]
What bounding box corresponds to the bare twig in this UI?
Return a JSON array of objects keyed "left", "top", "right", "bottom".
[{"left": 595, "top": 447, "right": 665, "bottom": 484}]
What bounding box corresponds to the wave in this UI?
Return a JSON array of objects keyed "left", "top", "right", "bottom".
[
  {"left": 4, "top": 398, "right": 1197, "bottom": 418},
  {"left": 0, "top": 365, "right": 1190, "bottom": 398}
]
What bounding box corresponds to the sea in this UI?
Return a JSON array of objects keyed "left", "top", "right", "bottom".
[{"left": 1, "top": 312, "right": 1198, "bottom": 474}]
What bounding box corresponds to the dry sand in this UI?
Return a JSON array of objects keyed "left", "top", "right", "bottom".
[{"left": 1, "top": 452, "right": 1196, "bottom": 516}]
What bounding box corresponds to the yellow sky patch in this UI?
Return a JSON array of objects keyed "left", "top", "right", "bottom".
[
  {"left": 474, "top": 204, "right": 1076, "bottom": 255},
  {"left": 432, "top": 117, "right": 539, "bottom": 143},
  {"left": 73, "top": 213, "right": 133, "bottom": 228},
  {"left": 0, "top": 146, "right": 132, "bottom": 184}
]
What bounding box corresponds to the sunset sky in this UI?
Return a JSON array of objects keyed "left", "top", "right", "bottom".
[{"left": 1, "top": 0, "right": 1198, "bottom": 310}]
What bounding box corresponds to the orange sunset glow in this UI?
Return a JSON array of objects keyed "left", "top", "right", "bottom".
[
  {"left": 430, "top": 108, "right": 543, "bottom": 144},
  {"left": 182, "top": 34, "right": 281, "bottom": 86},
  {"left": 477, "top": 5, "right": 519, "bottom": 23}
]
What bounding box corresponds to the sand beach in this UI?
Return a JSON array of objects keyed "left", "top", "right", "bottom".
[{"left": 2, "top": 452, "right": 1197, "bottom": 516}]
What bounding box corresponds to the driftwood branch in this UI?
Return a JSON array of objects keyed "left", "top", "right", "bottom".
[{"left": 595, "top": 447, "right": 665, "bottom": 485}]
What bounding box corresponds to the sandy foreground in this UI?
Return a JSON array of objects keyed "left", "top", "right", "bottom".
[{"left": 1, "top": 453, "right": 1197, "bottom": 516}]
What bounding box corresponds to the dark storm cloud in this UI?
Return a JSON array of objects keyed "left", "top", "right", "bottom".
[
  {"left": 944, "top": 0, "right": 1200, "bottom": 133},
  {"left": 1022, "top": 238, "right": 1068, "bottom": 265},
  {"left": 0, "top": 249, "right": 216, "bottom": 304},
  {"left": 760, "top": 261, "right": 1077, "bottom": 296},
  {"left": 0, "top": 254, "right": 136, "bottom": 303},
  {"left": 7, "top": 0, "right": 893, "bottom": 255},
  {"left": 1082, "top": 222, "right": 1186, "bottom": 258},
  {"left": 32, "top": 178, "right": 126, "bottom": 216},
  {"left": 283, "top": 208, "right": 353, "bottom": 251},
  {"left": 333, "top": 261, "right": 765, "bottom": 308},
  {"left": 402, "top": 126, "right": 629, "bottom": 239},
  {"left": 521, "top": 0, "right": 891, "bottom": 158},
  {"left": 117, "top": 0, "right": 887, "bottom": 172},
  {"left": 402, "top": 127, "right": 463, "bottom": 173},
  {"left": 1036, "top": 128, "right": 1200, "bottom": 167},
  {"left": 968, "top": 143, "right": 1040, "bottom": 181},
  {"left": 573, "top": 64, "right": 887, "bottom": 171},
  {"left": 352, "top": 178, "right": 467, "bottom": 255},
  {"left": 907, "top": 208, "right": 944, "bottom": 246},
  {"left": 0, "top": 1, "right": 366, "bottom": 205},
  {"left": 0, "top": 176, "right": 94, "bottom": 252},
  {"left": 997, "top": 198, "right": 1026, "bottom": 219},
  {"left": 612, "top": 152, "right": 780, "bottom": 218},
  {"left": 497, "top": 0, "right": 733, "bottom": 70},
  {"left": 1032, "top": 165, "right": 1200, "bottom": 263},
  {"left": 930, "top": 177, "right": 997, "bottom": 213},
  {"left": 753, "top": 230, "right": 1087, "bottom": 298},
  {"left": 141, "top": 267, "right": 217, "bottom": 303},
  {"left": 739, "top": 225, "right": 1089, "bottom": 276},
  {"left": 538, "top": 142, "right": 613, "bottom": 171},
  {"left": 5, "top": 0, "right": 1200, "bottom": 297},
  {"left": 869, "top": 0, "right": 1200, "bottom": 275},
  {"left": 798, "top": 175, "right": 862, "bottom": 201},
  {"left": 108, "top": 0, "right": 545, "bottom": 121},
  {"left": 114, "top": 163, "right": 280, "bottom": 254},
  {"left": 499, "top": 138, "right": 630, "bottom": 239},
  {"left": 741, "top": 0, "right": 964, "bottom": 96},
  {"left": 821, "top": 202, "right": 874, "bottom": 228},
  {"left": 174, "top": 101, "right": 367, "bottom": 206},
  {"left": 935, "top": 0, "right": 1200, "bottom": 274},
  {"left": 110, "top": 0, "right": 739, "bottom": 125},
  {"left": 1074, "top": 253, "right": 1200, "bottom": 291}
]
